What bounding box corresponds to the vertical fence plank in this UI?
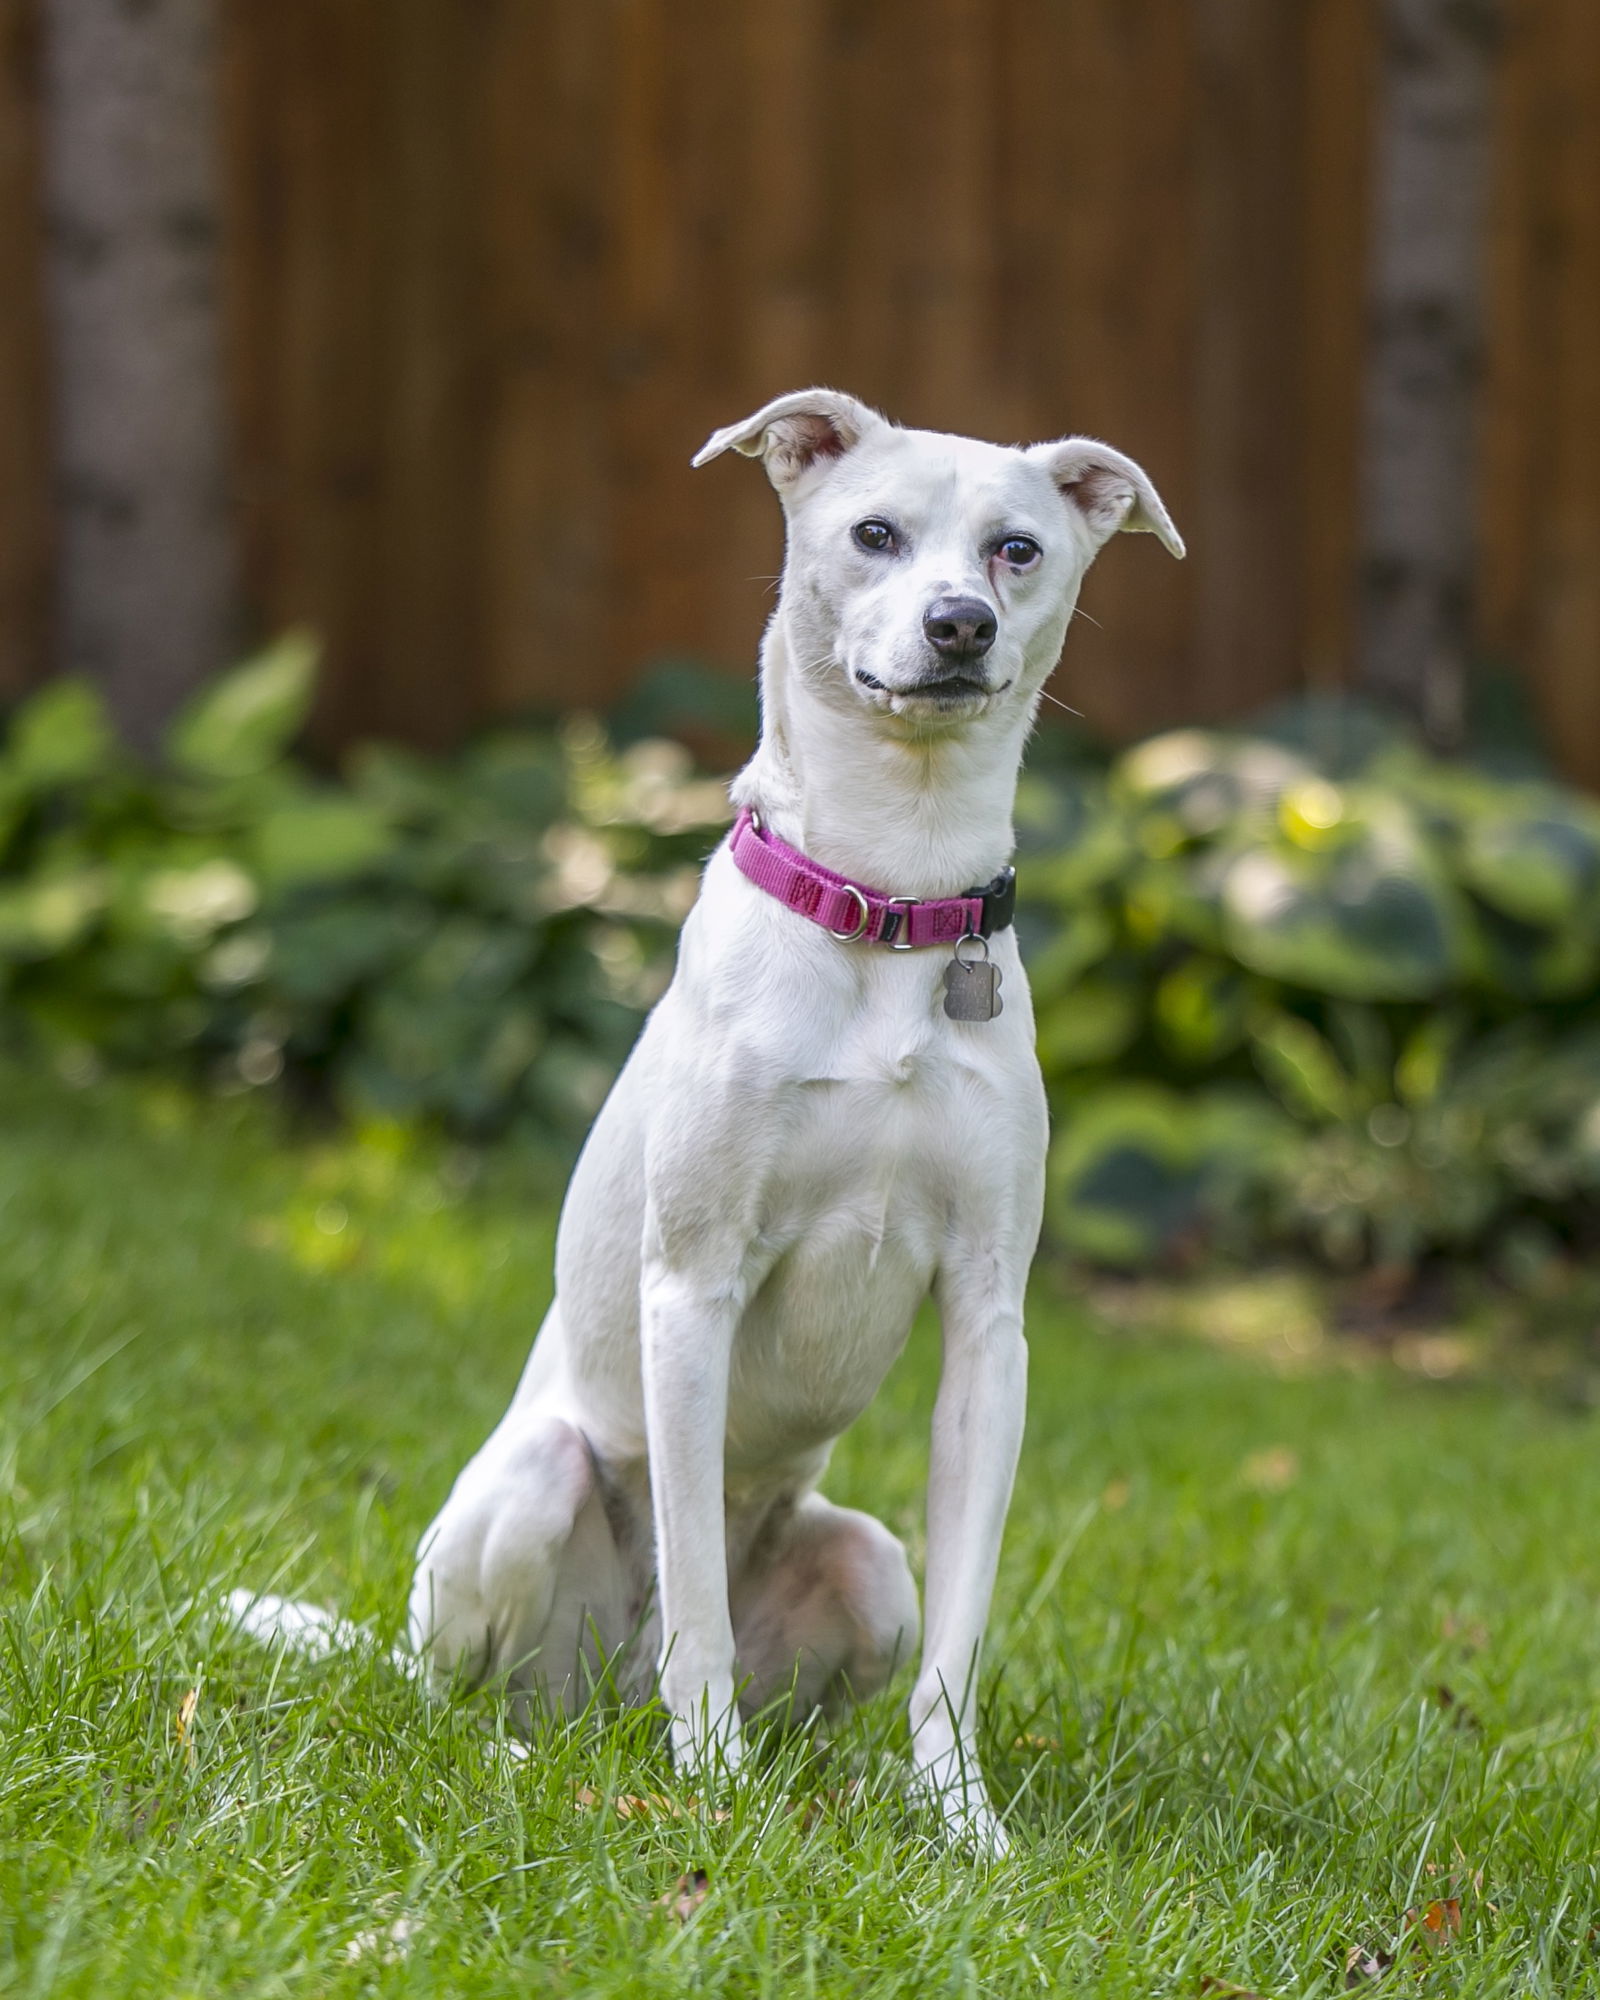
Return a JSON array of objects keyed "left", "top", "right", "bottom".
[
  {"left": 1300, "top": 0, "right": 1377, "bottom": 693},
  {"left": 715, "top": 0, "right": 826, "bottom": 673},
  {"left": 1477, "top": 0, "right": 1537, "bottom": 676},
  {"left": 1524, "top": 0, "right": 1600, "bottom": 783},
  {"left": 369, "top": 0, "right": 483, "bottom": 747},
  {"left": 477, "top": 0, "right": 613, "bottom": 718},
  {"left": 1480, "top": 0, "right": 1600, "bottom": 780},
  {"left": 607, "top": 0, "right": 689, "bottom": 695},
  {"left": 223, "top": 0, "right": 387, "bottom": 752},
  {"left": 0, "top": 0, "right": 47, "bottom": 703},
  {"left": 738, "top": 0, "right": 826, "bottom": 400},
  {"left": 218, "top": 0, "right": 279, "bottom": 664},
  {"left": 669, "top": 0, "right": 790, "bottom": 694},
  {"left": 828, "top": 0, "right": 922, "bottom": 417},
  {"left": 911, "top": 0, "right": 994, "bottom": 432},
  {"left": 1033, "top": 0, "right": 1198, "bottom": 739},
  {"left": 1189, "top": 0, "right": 1308, "bottom": 723}
]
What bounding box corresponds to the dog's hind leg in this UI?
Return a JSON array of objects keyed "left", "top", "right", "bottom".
[
  {"left": 409, "top": 1411, "right": 625, "bottom": 1719},
  {"left": 729, "top": 1494, "right": 920, "bottom": 1722}
]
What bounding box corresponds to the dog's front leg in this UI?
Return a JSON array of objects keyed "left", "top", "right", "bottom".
[
  {"left": 910, "top": 1261, "right": 1028, "bottom": 1854},
  {"left": 640, "top": 1241, "right": 746, "bottom": 1779}
]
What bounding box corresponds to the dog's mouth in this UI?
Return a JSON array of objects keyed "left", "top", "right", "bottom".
[{"left": 854, "top": 669, "right": 1010, "bottom": 706}]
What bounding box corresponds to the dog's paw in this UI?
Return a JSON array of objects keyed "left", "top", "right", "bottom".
[
  {"left": 907, "top": 1757, "right": 1010, "bottom": 1859},
  {"left": 939, "top": 1792, "right": 1010, "bottom": 1859},
  {"left": 223, "top": 1589, "right": 359, "bottom": 1658},
  {"left": 667, "top": 1692, "right": 746, "bottom": 1790}
]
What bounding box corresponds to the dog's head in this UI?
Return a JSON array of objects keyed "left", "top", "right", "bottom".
[{"left": 694, "top": 389, "right": 1183, "bottom": 735}]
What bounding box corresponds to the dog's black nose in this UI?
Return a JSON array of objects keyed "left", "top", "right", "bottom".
[{"left": 923, "top": 595, "right": 997, "bottom": 661}]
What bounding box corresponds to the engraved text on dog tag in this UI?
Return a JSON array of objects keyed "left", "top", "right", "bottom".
[{"left": 943, "top": 951, "right": 1003, "bottom": 1022}]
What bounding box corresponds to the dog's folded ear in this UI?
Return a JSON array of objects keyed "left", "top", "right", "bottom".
[
  {"left": 1027, "top": 437, "right": 1185, "bottom": 559},
  {"left": 692, "top": 389, "right": 885, "bottom": 491}
]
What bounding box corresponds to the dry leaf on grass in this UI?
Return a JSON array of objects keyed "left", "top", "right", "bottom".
[
  {"left": 1431, "top": 1683, "right": 1483, "bottom": 1731},
  {"left": 573, "top": 1786, "right": 729, "bottom": 1824},
  {"left": 1426, "top": 1856, "right": 1487, "bottom": 1901},
  {"left": 1342, "top": 1894, "right": 1463, "bottom": 1987},
  {"left": 1342, "top": 1944, "right": 1395, "bottom": 1985},
  {"left": 1199, "top": 1975, "right": 1270, "bottom": 1998},
  {"left": 174, "top": 1689, "right": 199, "bottom": 1771},
  {"left": 790, "top": 1782, "right": 859, "bottom": 1831},
  {"left": 657, "top": 1870, "right": 710, "bottom": 1922},
  {"left": 1241, "top": 1446, "right": 1299, "bottom": 1493},
  {"left": 1441, "top": 1613, "right": 1490, "bottom": 1653},
  {"left": 1406, "top": 1898, "right": 1462, "bottom": 1949}
]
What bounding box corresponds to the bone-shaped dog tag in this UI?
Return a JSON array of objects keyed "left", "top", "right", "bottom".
[{"left": 943, "top": 939, "right": 1003, "bottom": 1021}]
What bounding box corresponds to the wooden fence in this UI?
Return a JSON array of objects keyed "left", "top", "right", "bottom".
[{"left": 1, "top": 0, "right": 1598, "bottom": 780}]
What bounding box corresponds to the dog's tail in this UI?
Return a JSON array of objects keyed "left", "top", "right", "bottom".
[
  {"left": 222, "top": 1589, "right": 532, "bottom": 1759},
  {"left": 223, "top": 1589, "right": 422, "bottom": 1679}
]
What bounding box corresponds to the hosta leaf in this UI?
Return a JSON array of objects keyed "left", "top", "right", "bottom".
[
  {"left": 267, "top": 902, "right": 424, "bottom": 1005},
  {"left": 1460, "top": 801, "right": 1600, "bottom": 926},
  {"left": 1472, "top": 899, "right": 1600, "bottom": 1001},
  {"left": 1219, "top": 805, "right": 1467, "bottom": 1000},
  {"left": 1116, "top": 730, "right": 1309, "bottom": 838},
  {"left": 1395, "top": 1010, "right": 1465, "bottom": 1105},
  {"left": 1047, "top": 1084, "right": 1213, "bottom": 1267},
  {"left": 5, "top": 679, "right": 116, "bottom": 787},
  {"left": 400, "top": 916, "right": 537, "bottom": 1002},
  {"left": 1025, "top": 903, "right": 1115, "bottom": 998},
  {"left": 0, "top": 868, "right": 108, "bottom": 959},
  {"left": 1122, "top": 852, "right": 1230, "bottom": 954},
  {"left": 167, "top": 631, "right": 319, "bottom": 780},
  {"left": 1250, "top": 1010, "right": 1355, "bottom": 1124},
  {"left": 1154, "top": 956, "right": 1249, "bottom": 1064},
  {"left": 1016, "top": 772, "right": 1132, "bottom": 898},
  {"left": 252, "top": 797, "right": 396, "bottom": 887},
  {"left": 1035, "top": 976, "right": 1142, "bottom": 1073}
]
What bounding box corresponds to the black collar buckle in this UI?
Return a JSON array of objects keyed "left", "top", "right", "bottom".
[{"left": 971, "top": 865, "right": 1017, "bottom": 938}]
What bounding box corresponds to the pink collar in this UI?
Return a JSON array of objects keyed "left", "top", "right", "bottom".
[{"left": 728, "top": 807, "right": 1016, "bottom": 949}]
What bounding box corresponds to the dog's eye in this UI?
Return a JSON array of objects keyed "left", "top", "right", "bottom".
[
  {"left": 852, "top": 519, "right": 896, "bottom": 554},
  {"left": 998, "top": 535, "right": 1042, "bottom": 570}
]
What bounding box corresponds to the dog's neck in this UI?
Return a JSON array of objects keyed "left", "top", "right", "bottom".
[{"left": 729, "top": 618, "right": 1039, "bottom": 899}]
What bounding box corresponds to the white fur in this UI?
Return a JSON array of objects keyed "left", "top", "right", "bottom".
[{"left": 408, "top": 391, "right": 1181, "bottom": 1851}]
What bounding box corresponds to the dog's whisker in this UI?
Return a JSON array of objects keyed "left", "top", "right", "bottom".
[
  {"left": 1037, "top": 688, "right": 1085, "bottom": 719},
  {"left": 1071, "top": 607, "right": 1103, "bottom": 630}
]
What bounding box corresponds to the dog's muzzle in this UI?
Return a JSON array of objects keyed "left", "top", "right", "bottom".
[{"left": 854, "top": 667, "right": 1008, "bottom": 703}]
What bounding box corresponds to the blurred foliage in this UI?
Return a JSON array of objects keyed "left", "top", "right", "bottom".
[
  {"left": 4, "top": 655, "right": 1600, "bottom": 1279},
  {"left": 0, "top": 638, "right": 728, "bottom": 1154},
  {"left": 1021, "top": 721, "right": 1600, "bottom": 1277}
]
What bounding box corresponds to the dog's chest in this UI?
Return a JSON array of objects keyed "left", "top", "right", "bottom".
[{"left": 722, "top": 1020, "right": 984, "bottom": 1459}]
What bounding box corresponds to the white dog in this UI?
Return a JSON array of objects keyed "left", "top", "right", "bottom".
[{"left": 409, "top": 390, "right": 1182, "bottom": 1849}]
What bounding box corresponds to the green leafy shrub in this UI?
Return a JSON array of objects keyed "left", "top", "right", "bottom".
[
  {"left": 0, "top": 641, "right": 728, "bottom": 1146},
  {"left": 1022, "top": 725, "right": 1600, "bottom": 1272}
]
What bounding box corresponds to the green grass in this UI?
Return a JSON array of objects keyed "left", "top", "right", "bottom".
[{"left": 4, "top": 1069, "right": 1600, "bottom": 1997}]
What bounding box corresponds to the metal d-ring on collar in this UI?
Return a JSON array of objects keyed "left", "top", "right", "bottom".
[
  {"left": 749, "top": 806, "right": 872, "bottom": 941},
  {"left": 827, "top": 884, "right": 871, "bottom": 943}
]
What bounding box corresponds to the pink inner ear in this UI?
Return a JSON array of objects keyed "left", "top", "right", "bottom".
[
  {"left": 1059, "top": 463, "right": 1132, "bottom": 529},
  {"left": 785, "top": 413, "right": 847, "bottom": 468}
]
